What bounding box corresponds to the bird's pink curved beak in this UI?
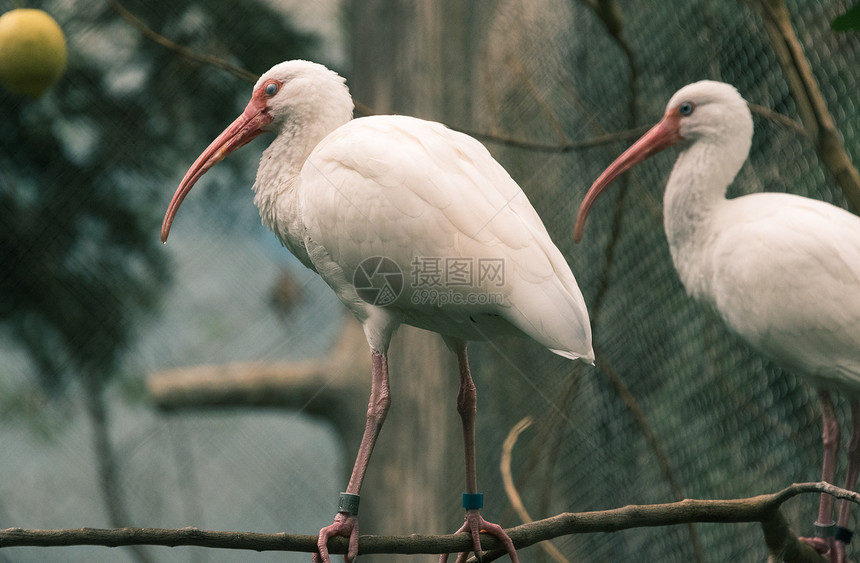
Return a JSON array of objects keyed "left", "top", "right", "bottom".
[
  {"left": 161, "top": 94, "right": 274, "bottom": 243},
  {"left": 574, "top": 110, "right": 683, "bottom": 243}
]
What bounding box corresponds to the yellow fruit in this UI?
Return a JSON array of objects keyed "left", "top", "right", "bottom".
[{"left": 0, "top": 9, "right": 67, "bottom": 98}]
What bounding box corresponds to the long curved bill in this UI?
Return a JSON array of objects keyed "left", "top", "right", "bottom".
[
  {"left": 161, "top": 98, "right": 273, "bottom": 243},
  {"left": 574, "top": 111, "right": 683, "bottom": 243}
]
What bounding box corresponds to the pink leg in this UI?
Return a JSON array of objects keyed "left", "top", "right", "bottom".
[
  {"left": 802, "top": 390, "right": 841, "bottom": 556},
  {"left": 439, "top": 342, "right": 519, "bottom": 563},
  {"left": 832, "top": 400, "right": 860, "bottom": 563},
  {"left": 315, "top": 351, "right": 391, "bottom": 563}
]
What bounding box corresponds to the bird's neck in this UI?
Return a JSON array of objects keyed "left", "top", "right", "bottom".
[
  {"left": 252, "top": 113, "right": 348, "bottom": 260},
  {"left": 663, "top": 137, "right": 748, "bottom": 299}
]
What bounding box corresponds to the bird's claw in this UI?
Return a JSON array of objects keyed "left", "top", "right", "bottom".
[
  {"left": 313, "top": 512, "right": 359, "bottom": 563},
  {"left": 439, "top": 509, "right": 519, "bottom": 563}
]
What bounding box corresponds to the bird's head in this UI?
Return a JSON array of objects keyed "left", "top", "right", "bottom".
[
  {"left": 573, "top": 80, "right": 752, "bottom": 243},
  {"left": 161, "top": 60, "right": 353, "bottom": 243},
  {"left": 665, "top": 81, "right": 752, "bottom": 145},
  {"left": 250, "top": 60, "right": 352, "bottom": 132}
]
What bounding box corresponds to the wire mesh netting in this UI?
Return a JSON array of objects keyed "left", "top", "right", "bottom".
[
  {"left": 455, "top": 1, "right": 859, "bottom": 561},
  {"left": 1, "top": 0, "right": 859, "bottom": 562}
]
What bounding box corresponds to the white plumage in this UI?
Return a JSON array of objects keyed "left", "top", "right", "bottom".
[
  {"left": 163, "top": 60, "right": 592, "bottom": 563},
  {"left": 576, "top": 80, "right": 860, "bottom": 561},
  {"left": 299, "top": 115, "right": 592, "bottom": 357},
  {"left": 706, "top": 193, "right": 860, "bottom": 393}
]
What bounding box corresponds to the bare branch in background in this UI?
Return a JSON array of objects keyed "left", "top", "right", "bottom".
[
  {"left": 147, "top": 318, "right": 370, "bottom": 446},
  {"left": 748, "top": 0, "right": 860, "bottom": 211},
  {"left": 107, "top": 0, "right": 259, "bottom": 83},
  {"left": 500, "top": 417, "right": 571, "bottom": 563},
  {"left": 464, "top": 126, "right": 649, "bottom": 153},
  {"left": 0, "top": 482, "right": 850, "bottom": 561},
  {"left": 749, "top": 102, "right": 807, "bottom": 136},
  {"left": 579, "top": 0, "right": 641, "bottom": 317},
  {"left": 570, "top": 2, "right": 704, "bottom": 559},
  {"left": 108, "top": 0, "right": 802, "bottom": 158}
]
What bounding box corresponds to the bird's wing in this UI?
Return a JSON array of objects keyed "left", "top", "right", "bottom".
[
  {"left": 709, "top": 193, "right": 860, "bottom": 390},
  {"left": 298, "top": 115, "right": 592, "bottom": 361}
]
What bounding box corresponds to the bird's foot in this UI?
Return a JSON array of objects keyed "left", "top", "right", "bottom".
[
  {"left": 313, "top": 512, "right": 359, "bottom": 563},
  {"left": 439, "top": 509, "right": 519, "bottom": 563}
]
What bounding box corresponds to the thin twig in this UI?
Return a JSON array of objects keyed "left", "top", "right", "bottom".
[
  {"left": 590, "top": 346, "right": 711, "bottom": 562},
  {"left": 355, "top": 99, "right": 650, "bottom": 151},
  {"left": 593, "top": 347, "right": 687, "bottom": 501},
  {"left": 465, "top": 126, "right": 649, "bottom": 153},
  {"left": 109, "top": 0, "right": 805, "bottom": 160},
  {"left": 107, "top": 0, "right": 259, "bottom": 83},
  {"left": 500, "top": 417, "right": 571, "bottom": 563},
  {"left": 503, "top": 51, "right": 570, "bottom": 145},
  {"left": 747, "top": 0, "right": 860, "bottom": 211},
  {"left": 749, "top": 102, "right": 807, "bottom": 136},
  {"left": 109, "top": 0, "right": 647, "bottom": 153},
  {"left": 562, "top": 4, "right": 711, "bottom": 552}
]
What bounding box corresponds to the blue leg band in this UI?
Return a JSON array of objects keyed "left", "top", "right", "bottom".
[{"left": 462, "top": 492, "right": 483, "bottom": 510}]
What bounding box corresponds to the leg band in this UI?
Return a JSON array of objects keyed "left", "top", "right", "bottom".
[
  {"left": 814, "top": 521, "right": 836, "bottom": 538},
  {"left": 338, "top": 492, "right": 360, "bottom": 515},
  {"left": 462, "top": 492, "right": 483, "bottom": 510}
]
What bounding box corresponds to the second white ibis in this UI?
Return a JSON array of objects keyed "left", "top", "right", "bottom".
[
  {"left": 163, "top": 60, "right": 594, "bottom": 563},
  {"left": 575, "top": 80, "right": 860, "bottom": 562}
]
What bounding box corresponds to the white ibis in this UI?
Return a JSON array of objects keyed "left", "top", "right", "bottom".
[
  {"left": 162, "top": 60, "right": 594, "bottom": 563},
  {"left": 575, "top": 80, "right": 860, "bottom": 562}
]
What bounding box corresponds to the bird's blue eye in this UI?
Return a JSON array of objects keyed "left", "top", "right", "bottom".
[
  {"left": 679, "top": 101, "right": 695, "bottom": 116},
  {"left": 265, "top": 82, "right": 279, "bottom": 96}
]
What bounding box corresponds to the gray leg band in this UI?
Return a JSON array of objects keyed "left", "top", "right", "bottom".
[{"left": 338, "top": 492, "right": 360, "bottom": 515}]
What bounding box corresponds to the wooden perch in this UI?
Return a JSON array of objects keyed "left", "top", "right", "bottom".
[
  {"left": 0, "top": 482, "right": 852, "bottom": 561},
  {"left": 147, "top": 316, "right": 370, "bottom": 438}
]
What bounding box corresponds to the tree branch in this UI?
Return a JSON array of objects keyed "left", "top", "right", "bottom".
[
  {"left": 147, "top": 317, "right": 370, "bottom": 448},
  {"left": 464, "top": 126, "right": 649, "bottom": 153},
  {"left": 109, "top": 0, "right": 809, "bottom": 161},
  {"left": 748, "top": 0, "right": 860, "bottom": 211},
  {"left": 1, "top": 483, "right": 853, "bottom": 559},
  {"left": 107, "top": 0, "right": 259, "bottom": 83},
  {"left": 500, "top": 417, "right": 570, "bottom": 563},
  {"left": 593, "top": 347, "right": 688, "bottom": 502}
]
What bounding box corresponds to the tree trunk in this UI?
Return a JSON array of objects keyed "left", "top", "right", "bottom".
[{"left": 344, "top": 2, "right": 489, "bottom": 545}]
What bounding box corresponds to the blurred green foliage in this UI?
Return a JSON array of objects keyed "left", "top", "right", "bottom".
[
  {"left": 0, "top": 0, "right": 317, "bottom": 392},
  {"left": 832, "top": 3, "right": 860, "bottom": 30}
]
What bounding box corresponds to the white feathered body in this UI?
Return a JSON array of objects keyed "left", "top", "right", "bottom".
[
  {"left": 678, "top": 191, "right": 860, "bottom": 394},
  {"left": 257, "top": 113, "right": 592, "bottom": 361},
  {"left": 659, "top": 82, "right": 860, "bottom": 394}
]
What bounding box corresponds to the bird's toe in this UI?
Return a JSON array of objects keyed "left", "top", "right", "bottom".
[
  {"left": 439, "top": 509, "right": 519, "bottom": 563},
  {"left": 315, "top": 512, "right": 359, "bottom": 563}
]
